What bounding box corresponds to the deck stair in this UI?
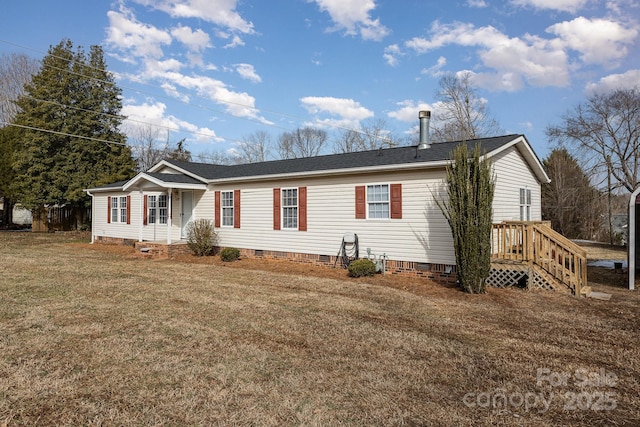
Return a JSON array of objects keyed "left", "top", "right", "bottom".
[{"left": 489, "top": 221, "right": 587, "bottom": 296}]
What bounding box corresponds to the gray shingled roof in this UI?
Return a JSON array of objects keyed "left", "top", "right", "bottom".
[
  {"left": 88, "top": 134, "right": 526, "bottom": 191},
  {"left": 166, "top": 134, "right": 521, "bottom": 181},
  {"left": 144, "top": 172, "right": 204, "bottom": 185}
]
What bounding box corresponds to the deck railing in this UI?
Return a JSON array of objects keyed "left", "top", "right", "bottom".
[{"left": 491, "top": 221, "right": 587, "bottom": 295}]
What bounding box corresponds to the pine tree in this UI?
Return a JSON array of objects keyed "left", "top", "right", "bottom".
[
  {"left": 437, "top": 143, "right": 495, "bottom": 293},
  {"left": 12, "top": 40, "right": 135, "bottom": 216},
  {"left": 0, "top": 126, "right": 21, "bottom": 225}
]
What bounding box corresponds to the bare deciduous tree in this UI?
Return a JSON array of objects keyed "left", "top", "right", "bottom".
[
  {"left": 431, "top": 72, "right": 502, "bottom": 142},
  {"left": 195, "top": 150, "right": 233, "bottom": 165},
  {"left": 334, "top": 118, "right": 397, "bottom": 153},
  {"left": 0, "top": 53, "right": 40, "bottom": 124},
  {"left": 234, "top": 130, "right": 271, "bottom": 163},
  {"left": 129, "top": 125, "right": 166, "bottom": 172},
  {"left": 546, "top": 87, "right": 640, "bottom": 194},
  {"left": 277, "top": 127, "right": 327, "bottom": 159}
]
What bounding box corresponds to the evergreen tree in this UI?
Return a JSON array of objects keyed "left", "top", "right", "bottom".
[
  {"left": 542, "top": 149, "right": 603, "bottom": 239},
  {"left": 437, "top": 143, "right": 495, "bottom": 294},
  {"left": 12, "top": 39, "right": 135, "bottom": 213},
  {"left": 0, "top": 126, "right": 21, "bottom": 225}
]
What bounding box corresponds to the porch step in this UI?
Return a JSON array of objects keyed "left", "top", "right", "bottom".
[{"left": 580, "top": 286, "right": 592, "bottom": 297}]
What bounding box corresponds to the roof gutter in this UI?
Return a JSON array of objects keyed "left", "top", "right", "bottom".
[{"left": 205, "top": 159, "right": 452, "bottom": 184}]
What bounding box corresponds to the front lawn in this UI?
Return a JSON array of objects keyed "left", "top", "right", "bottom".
[{"left": 1, "top": 232, "right": 638, "bottom": 425}]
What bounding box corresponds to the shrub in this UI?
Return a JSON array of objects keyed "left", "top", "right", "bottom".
[
  {"left": 220, "top": 247, "right": 240, "bottom": 262},
  {"left": 186, "top": 219, "right": 217, "bottom": 256},
  {"left": 347, "top": 258, "right": 377, "bottom": 277},
  {"left": 436, "top": 143, "right": 495, "bottom": 294}
]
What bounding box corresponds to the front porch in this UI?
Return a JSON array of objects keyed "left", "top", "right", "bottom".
[{"left": 489, "top": 221, "right": 588, "bottom": 296}]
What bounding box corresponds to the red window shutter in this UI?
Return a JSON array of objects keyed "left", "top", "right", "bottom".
[
  {"left": 298, "top": 186, "right": 307, "bottom": 231},
  {"left": 234, "top": 189, "right": 240, "bottom": 229},
  {"left": 214, "top": 191, "right": 221, "bottom": 228},
  {"left": 143, "top": 195, "right": 148, "bottom": 225},
  {"left": 355, "top": 186, "right": 366, "bottom": 219},
  {"left": 273, "top": 188, "right": 281, "bottom": 230},
  {"left": 126, "top": 195, "right": 131, "bottom": 224},
  {"left": 107, "top": 196, "right": 111, "bottom": 223},
  {"left": 390, "top": 183, "right": 402, "bottom": 219}
]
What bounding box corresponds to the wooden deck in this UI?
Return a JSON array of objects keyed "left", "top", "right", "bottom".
[{"left": 490, "top": 221, "right": 588, "bottom": 296}]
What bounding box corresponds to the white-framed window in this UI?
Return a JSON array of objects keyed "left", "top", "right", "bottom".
[
  {"left": 222, "top": 191, "right": 234, "bottom": 227},
  {"left": 281, "top": 188, "right": 298, "bottom": 229},
  {"left": 147, "top": 194, "right": 167, "bottom": 224},
  {"left": 367, "top": 184, "right": 390, "bottom": 219},
  {"left": 119, "top": 196, "right": 127, "bottom": 223},
  {"left": 158, "top": 195, "right": 167, "bottom": 224},
  {"left": 520, "top": 188, "right": 532, "bottom": 221},
  {"left": 148, "top": 195, "right": 157, "bottom": 224},
  {"left": 111, "top": 197, "right": 119, "bottom": 223}
]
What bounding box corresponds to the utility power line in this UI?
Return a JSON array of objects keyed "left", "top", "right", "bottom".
[{"left": 0, "top": 38, "right": 395, "bottom": 144}]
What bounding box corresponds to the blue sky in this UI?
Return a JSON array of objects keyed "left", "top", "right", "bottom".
[{"left": 1, "top": 0, "right": 639, "bottom": 161}]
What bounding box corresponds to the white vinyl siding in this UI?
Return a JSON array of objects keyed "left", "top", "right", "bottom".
[
  {"left": 214, "top": 170, "right": 455, "bottom": 266},
  {"left": 94, "top": 192, "right": 139, "bottom": 240},
  {"left": 492, "top": 146, "right": 542, "bottom": 222}
]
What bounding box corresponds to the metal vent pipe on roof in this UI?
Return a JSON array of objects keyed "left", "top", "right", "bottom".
[{"left": 418, "top": 110, "right": 431, "bottom": 149}]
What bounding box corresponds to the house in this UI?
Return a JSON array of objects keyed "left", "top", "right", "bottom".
[{"left": 86, "top": 129, "right": 550, "bottom": 283}]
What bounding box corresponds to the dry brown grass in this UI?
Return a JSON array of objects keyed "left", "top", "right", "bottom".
[{"left": 1, "top": 232, "right": 639, "bottom": 426}]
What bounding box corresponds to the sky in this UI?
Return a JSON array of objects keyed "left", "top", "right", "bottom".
[{"left": 1, "top": 0, "right": 639, "bottom": 161}]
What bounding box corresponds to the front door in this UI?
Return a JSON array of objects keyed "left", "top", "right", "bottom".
[{"left": 181, "top": 191, "right": 193, "bottom": 239}]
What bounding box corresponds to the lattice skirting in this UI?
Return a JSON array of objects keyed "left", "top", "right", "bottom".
[
  {"left": 487, "top": 263, "right": 560, "bottom": 291},
  {"left": 486, "top": 265, "right": 528, "bottom": 288},
  {"left": 528, "top": 270, "right": 557, "bottom": 291}
]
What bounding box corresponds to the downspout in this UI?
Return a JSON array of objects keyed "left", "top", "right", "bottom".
[{"left": 86, "top": 190, "right": 95, "bottom": 244}]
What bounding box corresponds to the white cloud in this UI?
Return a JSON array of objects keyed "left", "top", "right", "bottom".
[
  {"left": 121, "top": 101, "right": 221, "bottom": 142},
  {"left": 585, "top": 69, "right": 640, "bottom": 94},
  {"left": 405, "top": 21, "right": 571, "bottom": 91},
  {"left": 547, "top": 17, "right": 638, "bottom": 65},
  {"left": 235, "top": 63, "right": 262, "bottom": 83},
  {"left": 387, "top": 100, "right": 433, "bottom": 122},
  {"left": 467, "top": 0, "right": 488, "bottom": 7},
  {"left": 421, "top": 56, "right": 447, "bottom": 77},
  {"left": 170, "top": 25, "right": 211, "bottom": 52},
  {"left": 300, "top": 96, "right": 373, "bottom": 119},
  {"left": 223, "top": 34, "right": 245, "bottom": 48},
  {"left": 310, "top": 0, "right": 390, "bottom": 41},
  {"left": 133, "top": 0, "right": 254, "bottom": 34},
  {"left": 383, "top": 44, "right": 402, "bottom": 66},
  {"left": 106, "top": 7, "right": 172, "bottom": 59},
  {"left": 510, "top": 0, "right": 589, "bottom": 13}
]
